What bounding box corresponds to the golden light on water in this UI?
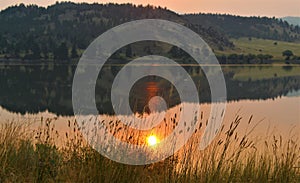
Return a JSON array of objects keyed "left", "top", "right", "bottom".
[{"left": 147, "top": 135, "right": 159, "bottom": 146}]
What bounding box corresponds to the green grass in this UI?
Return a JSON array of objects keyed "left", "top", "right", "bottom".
[
  {"left": 216, "top": 38, "right": 300, "bottom": 60},
  {"left": 0, "top": 116, "right": 299, "bottom": 182}
]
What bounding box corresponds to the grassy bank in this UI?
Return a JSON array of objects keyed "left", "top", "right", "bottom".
[
  {"left": 220, "top": 38, "right": 300, "bottom": 60},
  {"left": 0, "top": 116, "right": 299, "bottom": 182}
]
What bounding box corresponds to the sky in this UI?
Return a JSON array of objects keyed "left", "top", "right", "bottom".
[{"left": 0, "top": 0, "right": 299, "bottom": 17}]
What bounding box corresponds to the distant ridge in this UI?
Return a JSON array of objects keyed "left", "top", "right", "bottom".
[
  {"left": 282, "top": 16, "right": 300, "bottom": 26},
  {"left": 184, "top": 13, "right": 300, "bottom": 42}
]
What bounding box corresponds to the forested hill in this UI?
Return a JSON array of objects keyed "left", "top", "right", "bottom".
[
  {"left": 1, "top": 2, "right": 299, "bottom": 61},
  {"left": 184, "top": 14, "right": 300, "bottom": 42},
  {"left": 0, "top": 2, "right": 233, "bottom": 60}
]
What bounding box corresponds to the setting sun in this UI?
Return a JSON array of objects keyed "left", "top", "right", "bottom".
[{"left": 147, "top": 135, "right": 159, "bottom": 146}]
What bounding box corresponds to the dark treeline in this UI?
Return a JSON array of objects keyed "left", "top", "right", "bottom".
[
  {"left": 184, "top": 13, "right": 300, "bottom": 42},
  {"left": 217, "top": 53, "right": 300, "bottom": 64},
  {"left": 217, "top": 54, "right": 274, "bottom": 64},
  {"left": 166, "top": 45, "right": 299, "bottom": 64}
]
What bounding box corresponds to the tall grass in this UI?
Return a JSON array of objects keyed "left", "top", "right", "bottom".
[{"left": 0, "top": 115, "right": 299, "bottom": 182}]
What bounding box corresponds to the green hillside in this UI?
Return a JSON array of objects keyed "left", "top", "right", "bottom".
[{"left": 216, "top": 38, "right": 300, "bottom": 60}]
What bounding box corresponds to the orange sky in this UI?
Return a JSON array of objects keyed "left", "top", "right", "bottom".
[{"left": 0, "top": 0, "right": 299, "bottom": 17}]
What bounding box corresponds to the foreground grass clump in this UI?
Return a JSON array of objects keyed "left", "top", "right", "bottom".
[{"left": 0, "top": 116, "right": 299, "bottom": 182}]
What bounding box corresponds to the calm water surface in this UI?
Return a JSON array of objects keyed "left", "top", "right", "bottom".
[{"left": 0, "top": 63, "right": 299, "bottom": 142}]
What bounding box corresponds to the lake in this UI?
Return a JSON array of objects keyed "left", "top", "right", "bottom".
[{"left": 0, "top": 62, "right": 299, "bottom": 147}]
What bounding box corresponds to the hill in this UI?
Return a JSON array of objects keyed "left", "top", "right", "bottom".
[
  {"left": 0, "top": 2, "right": 299, "bottom": 62},
  {"left": 282, "top": 16, "right": 300, "bottom": 26},
  {"left": 0, "top": 2, "right": 233, "bottom": 61},
  {"left": 183, "top": 14, "right": 300, "bottom": 42}
]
